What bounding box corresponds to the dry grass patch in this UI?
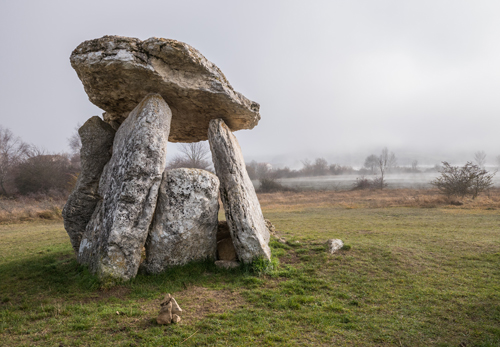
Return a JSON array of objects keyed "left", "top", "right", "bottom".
[
  {"left": 0, "top": 196, "right": 65, "bottom": 224},
  {"left": 258, "top": 187, "right": 500, "bottom": 211}
]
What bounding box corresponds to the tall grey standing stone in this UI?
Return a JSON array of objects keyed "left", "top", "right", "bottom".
[
  {"left": 78, "top": 94, "right": 171, "bottom": 284},
  {"left": 141, "top": 168, "right": 220, "bottom": 274},
  {"left": 62, "top": 116, "right": 115, "bottom": 253},
  {"left": 208, "top": 119, "right": 271, "bottom": 263}
]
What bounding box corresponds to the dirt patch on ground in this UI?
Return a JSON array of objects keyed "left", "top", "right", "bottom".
[
  {"left": 78, "top": 286, "right": 132, "bottom": 303},
  {"left": 142, "top": 286, "right": 246, "bottom": 324}
]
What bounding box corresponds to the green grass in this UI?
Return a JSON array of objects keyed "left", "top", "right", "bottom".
[{"left": 1, "top": 205, "right": 499, "bottom": 346}]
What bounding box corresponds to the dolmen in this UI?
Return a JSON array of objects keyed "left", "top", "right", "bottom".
[{"left": 62, "top": 36, "right": 271, "bottom": 285}]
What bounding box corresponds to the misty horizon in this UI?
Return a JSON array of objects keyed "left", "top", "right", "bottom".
[{"left": 1, "top": 1, "right": 499, "bottom": 169}]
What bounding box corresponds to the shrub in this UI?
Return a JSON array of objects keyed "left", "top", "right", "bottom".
[
  {"left": 352, "top": 176, "right": 387, "bottom": 190},
  {"left": 14, "top": 153, "right": 77, "bottom": 195},
  {"left": 352, "top": 176, "right": 372, "bottom": 190},
  {"left": 258, "top": 178, "right": 293, "bottom": 193},
  {"left": 431, "top": 161, "right": 495, "bottom": 199}
]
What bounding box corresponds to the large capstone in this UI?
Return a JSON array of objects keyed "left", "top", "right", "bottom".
[
  {"left": 208, "top": 119, "right": 271, "bottom": 263},
  {"left": 62, "top": 116, "right": 115, "bottom": 253},
  {"left": 70, "top": 36, "right": 260, "bottom": 142},
  {"left": 141, "top": 168, "right": 220, "bottom": 274},
  {"left": 78, "top": 94, "right": 171, "bottom": 284}
]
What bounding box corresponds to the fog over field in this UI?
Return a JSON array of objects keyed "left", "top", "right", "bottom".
[
  {"left": 1, "top": 1, "right": 499, "bottom": 177},
  {"left": 254, "top": 171, "right": 500, "bottom": 190}
]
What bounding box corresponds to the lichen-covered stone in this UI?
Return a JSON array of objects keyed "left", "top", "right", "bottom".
[
  {"left": 326, "top": 239, "right": 344, "bottom": 254},
  {"left": 70, "top": 35, "right": 260, "bottom": 142},
  {"left": 78, "top": 94, "right": 171, "bottom": 284},
  {"left": 215, "top": 260, "right": 240, "bottom": 269},
  {"left": 208, "top": 119, "right": 271, "bottom": 263},
  {"left": 141, "top": 168, "right": 219, "bottom": 274},
  {"left": 62, "top": 116, "right": 115, "bottom": 253}
]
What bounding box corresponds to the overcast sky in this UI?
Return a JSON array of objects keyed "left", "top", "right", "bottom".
[{"left": 1, "top": 0, "right": 499, "bottom": 167}]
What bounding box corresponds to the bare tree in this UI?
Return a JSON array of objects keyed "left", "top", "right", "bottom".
[
  {"left": 474, "top": 151, "right": 486, "bottom": 168},
  {"left": 411, "top": 160, "right": 419, "bottom": 172},
  {"left": 376, "top": 147, "right": 397, "bottom": 189},
  {"left": 363, "top": 154, "right": 378, "bottom": 174},
  {"left": 0, "top": 126, "right": 30, "bottom": 196},
  {"left": 313, "top": 158, "right": 329, "bottom": 176},
  {"left": 68, "top": 123, "right": 82, "bottom": 155},
  {"left": 166, "top": 141, "right": 212, "bottom": 171},
  {"left": 497, "top": 155, "right": 500, "bottom": 169},
  {"left": 67, "top": 123, "right": 82, "bottom": 169}
]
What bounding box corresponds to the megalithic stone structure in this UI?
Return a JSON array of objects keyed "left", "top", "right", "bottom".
[
  {"left": 66, "top": 35, "right": 271, "bottom": 284},
  {"left": 208, "top": 118, "right": 271, "bottom": 263},
  {"left": 62, "top": 117, "right": 115, "bottom": 253},
  {"left": 141, "top": 168, "right": 220, "bottom": 274},
  {"left": 78, "top": 94, "right": 171, "bottom": 284}
]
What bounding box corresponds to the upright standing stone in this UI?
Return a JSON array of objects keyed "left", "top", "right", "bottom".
[
  {"left": 63, "top": 116, "right": 115, "bottom": 253},
  {"left": 78, "top": 94, "right": 171, "bottom": 284},
  {"left": 208, "top": 119, "right": 271, "bottom": 263},
  {"left": 141, "top": 168, "right": 220, "bottom": 274}
]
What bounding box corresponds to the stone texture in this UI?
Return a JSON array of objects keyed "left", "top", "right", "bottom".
[
  {"left": 157, "top": 294, "right": 182, "bottom": 325},
  {"left": 70, "top": 35, "right": 260, "bottom": 142},
  {"left": 326, "top": 239, "right": 344, "bottom": 254},
  {"left": 217, "top": 238, "right": 237, "bottom": 261},
  {"left": 63, "top": 117, "right": 115, "bottom": 253},
  {"left": 265, "top": 219, "right": 276, "bottom": 235},
  {"left": 215, "top": 260, "right": 240, "bottom": 269},
  {"left": 141, "top": 168, "right": 219, "bottom": 274},
  {"left": 77, "top": 94, "right": 171, "bottom": 284},
  {"left": 157, "top": 301, "right": 172, "bottom": 325},
  {"left": 208, "top": 118, "right": 271, "bottom": 263},
  {"left": 171, "top": 298, "right": 182, "bottom": 315}
]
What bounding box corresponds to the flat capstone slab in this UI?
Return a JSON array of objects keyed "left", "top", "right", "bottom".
[{"left": 70, "top": 35, "right": 260, "bottom": 142}]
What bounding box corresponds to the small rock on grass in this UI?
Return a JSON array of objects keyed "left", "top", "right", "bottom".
[
  {"left": 157, "top": 301, "right": 172, "bottom": 325},
  {"left": 326, "top": 239, "right": 344, "bottom": 254},
  {"left": 215, "top": 260, "right": 240, "bottom": 269},
  {"left": 157, "top": 293, "right": 183, "bottom": 325}
]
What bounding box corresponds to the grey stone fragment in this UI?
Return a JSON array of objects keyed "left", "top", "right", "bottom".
[
  {"left": 141, "top": 168, "right": 219, "bottom": 274},
  {"left": 326, "top": 239, "right": 344, "bottom": 254},
  {"left": 215, "top": 260, "right": 240, "bottom": 269},
  {"left": 70, "top": 35, "right": 260, "bottom": 142},
  {"left": 62, "top": 116, "right": 115, "bottom": 253},
  {"left": 78, "top": 94, "right": 171, "bottom": 284},
  {"left": 208, "top": 119, "right": 271, "bottom": 263}
]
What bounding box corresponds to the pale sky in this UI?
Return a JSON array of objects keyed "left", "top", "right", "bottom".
[{"left": 1, "top": 0, "right": 499, "bottom": 167}]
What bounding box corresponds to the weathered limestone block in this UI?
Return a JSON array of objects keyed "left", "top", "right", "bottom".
[
  {"left": 141, "top": 168, "right": 220, "bottom": 274},
  {"left": 157, "top": 294, "right": 182, "bottom": 325},
  {"left": 208, "top": 119, "right": 271, "bottom": 263},
  {"left": 78, "top": 94, "right": 171, "bottom": 284},
  {"left": 326, "top": 239, "right": 344, "bottom": 254},
  {"left": 70, "top": 36, "right": 260, "bottom": 142},
  {"left": 215, "top": 260, "right": 240, "bottom": 269},
  {"left": 62, "top": 116, "right": 115, "bottom": 253}
]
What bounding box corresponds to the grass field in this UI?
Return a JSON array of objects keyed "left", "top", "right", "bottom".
[{"left": 1, "top": 189, "right": 499, "bottom": 346}]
